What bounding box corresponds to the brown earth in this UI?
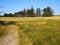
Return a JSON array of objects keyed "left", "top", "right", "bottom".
[{"left": 0, "top": 25, "right": 19, "bottom": 45}]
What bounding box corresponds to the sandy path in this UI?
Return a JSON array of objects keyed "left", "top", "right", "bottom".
[{"left": 0, "top": 25, "right": 19, "bottom": 45}]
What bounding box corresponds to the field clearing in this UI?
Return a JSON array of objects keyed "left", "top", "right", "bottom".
[
  {"left": 0, "top": 17, "right": 60, "bottom": 21},
  {"left": 0, "top": 17, "right": 60, "bottom": 45}
]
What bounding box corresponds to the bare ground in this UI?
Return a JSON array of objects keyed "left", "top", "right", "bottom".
[{"left": 0, "top": 25, "right": 19, "bottom": 45}]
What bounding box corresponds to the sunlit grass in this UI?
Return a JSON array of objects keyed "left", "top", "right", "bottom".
[
  {"left": 0, "top": 17, "right": 60, "bottom": 45},
  {"left": 18, "top": 18, "right": 60, "bottom": 45}
]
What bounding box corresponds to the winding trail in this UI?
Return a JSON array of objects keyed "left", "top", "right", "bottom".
[{"left": 0, "top": 25, "right": 19, "bottom": 45}]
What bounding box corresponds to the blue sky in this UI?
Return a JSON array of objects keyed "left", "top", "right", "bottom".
[{"left": 0, "top": 0, "right": 60, "bottom": 15}]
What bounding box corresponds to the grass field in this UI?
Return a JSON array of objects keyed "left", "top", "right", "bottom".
[{"left": 0, "top": 17, "right": 60, "bottom": 45}]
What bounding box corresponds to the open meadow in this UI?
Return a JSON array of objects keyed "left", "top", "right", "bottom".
[{"left": 0, "top": 17, "right": 60, "bottom": 45}]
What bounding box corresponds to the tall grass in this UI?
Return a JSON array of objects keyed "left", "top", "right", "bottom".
[
  {"left": 0, "top": 17, "right": 60, "bottom": 45},
  {"left": 0, "top": 26, "right": 8, "bottom": 38},
  {"left": 18, "top": 19, "right": 60, "bottom": 45}
]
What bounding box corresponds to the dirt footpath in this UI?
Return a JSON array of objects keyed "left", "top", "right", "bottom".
[{"left": 0, "top": 25, "right": 19, "bottom": 45}]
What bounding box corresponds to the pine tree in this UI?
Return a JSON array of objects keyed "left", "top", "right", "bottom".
[
  {"left": 27, "top": 8, "right": 30, "bottom": 17},
  {"left": 30, "top": 7, "right": 35, "bottom": 17},
  {"left": 4, "top": 13, "right": 8, "bottom": 17},
  {"left": 23, "top": 9, "right": 26, "bottom": 17},
  {"left": 36, "top": 8, "right": 41, "bottom": 16},
  {"left": 42, "top": 6, "right": 53, "bottom": 17}
]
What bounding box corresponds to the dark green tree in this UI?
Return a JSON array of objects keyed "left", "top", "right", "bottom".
[
  {"left": 4, "top": 13, "right": 14, "bottom": 17},
  {"left": 13, "top": 14, "right": 17, "bottom": 17},
  {"left": 36, "top": 8, "right": 41, "bottom": 16},
  {"left": 8, "top": 13, "right": 13, "bottom": 17},
  {"left": 18, "top": 11, "right": 23, "bottom": 17},
  {"left": 15, "top": 11, "right": 23, "bottom": 17},
  {"left": 30, "top": 7, "right": 35, "bottom": 17},
  {"left": 14, "top": 12, "right": 19, "bottom": 17},
  {"left": 23, "top": 9, "right": 26, "bottom": 17},
  {"left": 27, "top": 8, "right": 30, "bottom": 17},
  {"left": 27, "top": 7, "right": 35, "bottom": 17},
  {"left": 42, "top": 6, "right": 54, "bottom": 17},
  {"left": 4, "top": 13, "right": 8, "bottom": 17}
]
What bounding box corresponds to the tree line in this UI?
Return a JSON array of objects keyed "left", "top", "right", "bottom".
[{"left": 3, "top": 6, "right": 54, "bottom": 17}]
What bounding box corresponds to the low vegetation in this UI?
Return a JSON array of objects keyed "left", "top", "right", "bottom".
[
  {"left": 18, "top": 18, "right": 60, "bottom": 45},
  {"left": 0, "top": 17, "right": 60, "bottom": 45},
  {"left": 0, "top": 26, "right": 8, "bottom": 38}
]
